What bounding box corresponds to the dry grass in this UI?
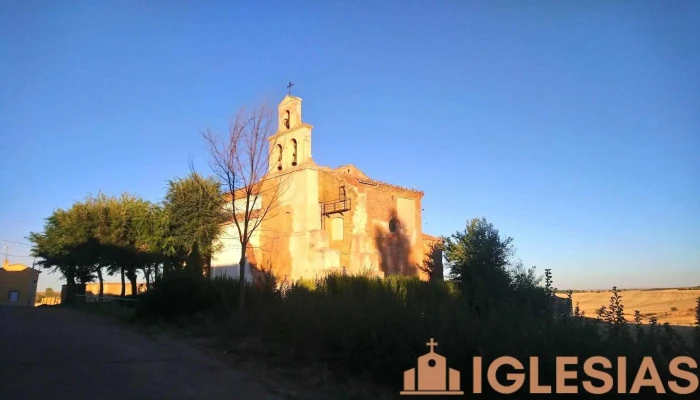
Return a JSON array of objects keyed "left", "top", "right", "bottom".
[{"left": 559, "top": 289, "right": 699, "bottom": 325}]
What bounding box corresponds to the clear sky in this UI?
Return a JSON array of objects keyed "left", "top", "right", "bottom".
[{"left": 1, "top": 1, "right": 698, "bottom": 291}]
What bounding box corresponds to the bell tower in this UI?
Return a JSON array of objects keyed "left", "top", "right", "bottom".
[{"left": 268, "top": 94, "right": 314, "bottom": 172}]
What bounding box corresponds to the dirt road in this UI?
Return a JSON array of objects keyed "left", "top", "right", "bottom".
[{"left": 0, "top": 306, "right": 286, "bottom": 400}]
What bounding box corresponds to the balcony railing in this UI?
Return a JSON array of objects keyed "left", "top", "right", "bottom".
[{"left": 321, "top": 198, "right": 351, "bottom": 215}]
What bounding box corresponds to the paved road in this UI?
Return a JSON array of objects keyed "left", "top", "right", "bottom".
[{"left": 0, "top": 306, "right": 285, "bottom": 400}]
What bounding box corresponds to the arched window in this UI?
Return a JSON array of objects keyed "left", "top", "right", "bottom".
[
  {"left": 291, "top": 139, "right": 298, "bottom": 166},
  {"left": 276, "top": 144, "right": 283, "bottom": 170},
  {"left": 284, "top": 110, "right": 290, "bottom": 129}
]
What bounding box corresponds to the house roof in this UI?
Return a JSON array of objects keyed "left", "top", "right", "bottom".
[{"left": 1, "top": 259, "right": 41, "bottom": 273}]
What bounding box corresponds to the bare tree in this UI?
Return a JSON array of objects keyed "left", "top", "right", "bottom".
[{"left": 193, "top": 103, "right": 288, "bottom": 310}]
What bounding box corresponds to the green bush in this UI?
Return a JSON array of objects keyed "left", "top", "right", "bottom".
[
  {"left": 136, "top": 269, "right": 699, "bottom": 396},
  {"left": 132, "top": 217, "right": 700, "bottom": 396},
  {"left": 136, "top": 270, "right": 222, "bottom": 320}
]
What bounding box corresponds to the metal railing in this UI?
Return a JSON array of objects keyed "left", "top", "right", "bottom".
[
  {"left": 74, "top": 294, "right": 139, "bottom": 306},
  {"left": 321, "top": 198, "right": 351, "bottom": 215}
]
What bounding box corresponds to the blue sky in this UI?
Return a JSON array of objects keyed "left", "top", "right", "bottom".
[{"left": 1, "top": 1, "right": 698, "bottom": 291}]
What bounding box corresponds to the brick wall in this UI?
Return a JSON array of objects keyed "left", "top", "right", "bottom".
[{"left": 318, "top": 167, "right": 429, "bottom": 278}]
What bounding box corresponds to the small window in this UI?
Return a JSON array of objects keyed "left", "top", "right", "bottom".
[
  {"left": 389, "top": 218, "right": 400, "bottom": 234},
  {"left": 8, "top": 291, "right": 19, "bottom": 302},
  {"left": 291, "top": 139, "right": 298, "bottom": 166},
  {"left": 339, "top": 185, "right": 346, "bottom": 199},
  {"left": 276, "top": 144, "right": 283, "bottom": 170},
  {"left": 284, "top": 110, "right": 290, "bottom": 129}
]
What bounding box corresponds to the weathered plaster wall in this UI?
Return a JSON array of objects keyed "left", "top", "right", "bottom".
[
  {"left": 421, "top": 234, "right": 444, "bottom": 281},
  {"left": 254, "top": 165, "right": 340, "bottom": 282},
  {"left": 364, "top": 183, "right": 422, "bottom": 277},
  {"left": 212, "top": 166, "right": 435, "bottom": 283},
  {"left": 317, "top": 168, "right": 425, "bottom": 278}
]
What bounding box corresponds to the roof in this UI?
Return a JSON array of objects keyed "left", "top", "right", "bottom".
[
  {"left": 1, "top": 259, "right": 41, "bottom": 273},
  {"left": 320, "top": 164, "right": 425, "bottom": 195},
  {"left": 334, "top": 164, "right": 369, "bottom": 179},
  {"left": 278, "top": 95, "right": 302, "bottom": 106},
  {"left": 422, "top": 233, "right": 443, "bottom": 243}
]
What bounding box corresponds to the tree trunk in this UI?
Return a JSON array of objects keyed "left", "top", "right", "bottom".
[
  {"left": 97, "top": 268, "right": 104, "bottom": 301},
  {"left": 64, "top": 270, "right": 76, "bottom": 304},
  {"left": 203, "top": 255, "right": 211, "bottom": 279},
  {"left": 144, "top": 266, "right": 151, "bottom": 289},
  {"left": 238, "top": 243, "right": 247, "bottom": 311},
  {"left": 120, "top": 266, "right": 126, "bottom": 297},
  {"left": 127, "top": 265, "right": 138, "bottom": 296}
]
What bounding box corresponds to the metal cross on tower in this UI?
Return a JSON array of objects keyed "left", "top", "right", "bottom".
[{"left": 287, "top": 81, "right": 294, "bottom": 95}]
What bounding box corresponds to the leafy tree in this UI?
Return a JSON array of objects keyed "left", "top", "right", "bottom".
[
  {"left": 133, "top": 202, "right": 168, "bottom": 288},
  {"left": 105, "top": 194, "right": 155, "bottom": 296},
  {"left": 162, "top": 173, "right": 226, "bottom": 278},
  {"left": 28, "top": 207, "right": 95, "bottom": 293},
  {"left": 443, "top": 217, "right": 519, "bottom": 314}
]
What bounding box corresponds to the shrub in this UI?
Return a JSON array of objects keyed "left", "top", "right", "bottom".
[
  {"left": 132, "top": 217, "right": 698, "bottom": 395},
  {"left": 670, "top": 306, "right": 678, "bottom": 312},
  {"left": 136, "top": 271, "right": 234, "bottom": 320},
  {"left": 134, "top": 268, "right": 698, "bottom": 396}
]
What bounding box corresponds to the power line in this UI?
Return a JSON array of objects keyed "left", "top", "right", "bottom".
[
  {"left": 0, "top": 239, "right": 32, "bottom": 246},
  {"left": 5, "top": 254, "right": 34, "bottom": 258}
]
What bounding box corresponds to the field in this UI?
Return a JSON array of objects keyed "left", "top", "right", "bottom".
[{"left": 560, "top": 288, "right": 700, "bottom": 325}]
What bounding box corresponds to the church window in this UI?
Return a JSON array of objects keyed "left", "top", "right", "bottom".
[
  {"left": 276, "top": 144, "right": 283, "bottom": 170},
  {"left": 291, "top": 139, "right": 297, "bottom": 166},
  {"left": 284, "top": 110, "right": 290, "bottom": 129},
  {"left": 339, "top": 185, "right": 346, "bottom": 200},
  {"left": 331, "top": 217, "right": 344, "bottom": 241}
]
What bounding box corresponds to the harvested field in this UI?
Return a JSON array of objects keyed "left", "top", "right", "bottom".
[{"left": 560, "top": 289, "right": 699, "bottom": 325}]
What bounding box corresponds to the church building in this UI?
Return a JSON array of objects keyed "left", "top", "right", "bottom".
[{"left": 211, "top": 94, "right": 442, "bottom": 283}]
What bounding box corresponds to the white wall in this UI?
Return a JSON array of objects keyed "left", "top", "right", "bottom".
[
  {"left": 211, "top": 221, "right": 261, "bottom": 283},
  {"left": 226, "top": 196, "right": 263, "bottom": 214}
]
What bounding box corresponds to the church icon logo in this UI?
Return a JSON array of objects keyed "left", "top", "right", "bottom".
[{"left": 400, "top": 338, "right": 464, "bottom": 396}]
